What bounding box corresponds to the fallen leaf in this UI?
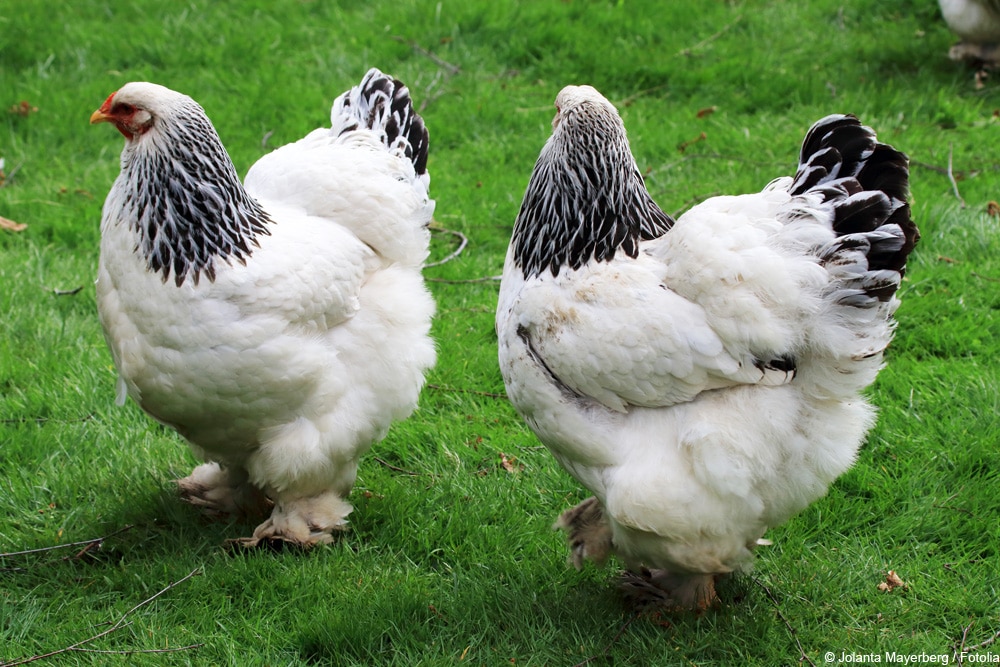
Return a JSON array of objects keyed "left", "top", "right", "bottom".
[
  {"left": 0, "top": 215, "right": 27, "bottom": 232},
  {"left": 696, "top": 105, "right": 717, "bottom": 118},
  {"left": 987, "top": 200, "right": 1000, "bottom": 217},
  {"left": 500, "top": 453, "right": 523, "bottom": 474},
  {"left": 9, "top": 100, "right": 38, "bottom": 117},
  {"left": 877, "top": 570, "right": 906, "bottom": 592}
]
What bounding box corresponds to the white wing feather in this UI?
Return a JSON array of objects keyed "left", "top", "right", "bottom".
[{"left": 511, "top": 184, "right": 829, "bottom": 414}]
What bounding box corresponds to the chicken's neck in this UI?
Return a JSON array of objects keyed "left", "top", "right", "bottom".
[
  {"left": 120, "top": 130, "right": 272, "bottom": 287},
  {"left": 510, "top": 139, "right": 673, "bottom": 280}
]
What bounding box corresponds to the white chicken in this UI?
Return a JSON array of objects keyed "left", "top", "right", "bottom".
[
  {"left": 91, "top": 69, "right": 436, "bottom": 547},
  {"left": 939, "top": 0, "right": 1000, "bottom": 67},
  {"left": 496, "top": 86, "right": 917, "bottom": 610}
]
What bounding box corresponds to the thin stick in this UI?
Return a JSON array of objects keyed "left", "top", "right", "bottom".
[
  {"left": 426, "top": 383, "right": 507, "bottom": 400},
  {"left": 0, "top": 413, "right": 95, "bottom": 426},
  {"left": 617, "top": 83, "right": 671, "bottom": 108},
  {"left": 390, "top": 36, "right": 460, "bottom": 75},
  {"left": 571, "top": 612, "right": 640, "bottom": 667},
  {"left": 676, "top": 15, "right": 743, "bottom": 56},
  {"left": 972, "top": 272, "right": 1000, "bottom": 283},
  {"left": 372, "top": 456, "right": 422, "bottom": 477},
  {"left": 62, "top": 644, "right": 204, "bottom": 655},
  {"left": 948, "top": 145, "right": 967, "bottom": 208},
  {"left": 932, "top": 492, "right": 978, "bottom": 519},
  {"left": 426, "top": 227, "right": 469, "bottom": 268},
  {"left": 1, "top": 568, "right": 201, "bottom": 666},
  {"left": 0, "top": 160, "right": 24, "bottom": 187},
  {"left": 753, "top": 577, "right": 817, "bottom": 667},
  {"left": 954, "top": 621, "right": 973, "bottom": 666},
  {"left": 0, "top": 525, "right": 133, "bottom": 559},
  {"left": 966, "top": 627, "right": 1000, "bottom": 653},
  {"left": 426, "top": 275, "right": 501, "bottom": 284}
]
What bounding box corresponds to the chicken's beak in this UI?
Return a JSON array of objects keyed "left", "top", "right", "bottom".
[{"left": 90, "top": 108, "right": 112, "bottom": 125}]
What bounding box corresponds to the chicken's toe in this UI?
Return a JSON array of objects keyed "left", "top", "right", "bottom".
[
  {"left": 620, "top": 569, "right": 720, "bottom": 613},
  {"left": 230, "top": 491, "right": 352, "bottom": 548}
]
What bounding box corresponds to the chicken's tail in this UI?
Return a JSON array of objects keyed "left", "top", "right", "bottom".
[
  {"left": 787, "top": 115, "right": 918, "bottom": 397},
  {"left": 331, "top": 68, "right": 429, "bottom": 180}
]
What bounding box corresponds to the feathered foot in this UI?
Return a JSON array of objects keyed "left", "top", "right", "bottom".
[
  {"left": 230, "top": 491, "right": 353, "bottom": 549},
  {"left": 554, "top": 496, "right": 614, "bottom": 569},
  {"left": 620, "top": 569, "right": 720, "bottom": 613},
  {"left": 949, "top": 41, "right": 1000, "bottom": 66},
  {"left": 175, "top": 462, "right": 271, "bottom": 519}
]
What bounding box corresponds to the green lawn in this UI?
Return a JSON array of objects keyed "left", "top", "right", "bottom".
[{"left": 2, "top": 0, "right": 999, "bottom": 664}]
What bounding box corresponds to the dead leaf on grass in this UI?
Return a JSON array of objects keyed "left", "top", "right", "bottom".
[
  {"left": 987, "top": 200, "right": 1000, "bottom": 217},
  {"left": 9, "top": 100, "right": 38, "bottom": 117},
  {"left": 877, "top": 570, "right": 906, "bottom": 592},
  {"left": 696, "top": 106, "right": 717, "bottom": 118},
  {"left": 0, "top": 215, "right": 27, "bottom": 232},
  {"left": 500, "top": 453, "right": 523, "bottom": 474}
]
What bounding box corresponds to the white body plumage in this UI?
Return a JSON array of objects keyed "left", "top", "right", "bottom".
[
  {"left": 94, "top": 72, "right": 436, "bottom": 545},
  {"left": 497, "top": 85, "right": 915, "bottom": 607}
]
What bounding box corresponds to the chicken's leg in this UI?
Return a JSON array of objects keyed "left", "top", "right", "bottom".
[{"left": 176, "top": 462, "right": 271, "bottom": 518}]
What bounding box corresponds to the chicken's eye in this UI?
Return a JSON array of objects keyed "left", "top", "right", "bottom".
[{"left": 114, "top": 102, "right": 136, "bottom": 115}]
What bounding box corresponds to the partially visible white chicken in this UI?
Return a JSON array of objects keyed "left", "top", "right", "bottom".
[
  {"left": 91, "top": 69, "right": 436, "bottom": 547},
  {"left": 939, "top": 0, "right": 1000, "bottom": 68},
  {"left": 497, "top": 86, "right": 917, "bottom": 610}
]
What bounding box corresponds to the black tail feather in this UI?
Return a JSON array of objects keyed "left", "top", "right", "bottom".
[
  {"left": 333, "top": 68, "right": 429, "bottom": 178},
  {"left": 792, "top": 114, "right": 918, "bottom": 302}
]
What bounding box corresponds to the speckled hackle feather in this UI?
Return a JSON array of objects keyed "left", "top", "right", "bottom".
[{"left": 114, "top": 69, "right": 428, "bottom": 287}]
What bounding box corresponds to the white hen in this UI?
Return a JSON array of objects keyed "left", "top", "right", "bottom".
[
  {"left": 92, "top": 69, "right": 436, "bottom": 547},
  {"left": 939, "top": 0, "right": 1000, "bottom": 67},
  {"left": 496, "top": 86, "right": 917, "bottom": 610}
]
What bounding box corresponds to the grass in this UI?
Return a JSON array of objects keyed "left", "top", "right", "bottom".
[{"left": 2, "top": 0, "right": 999, "bottom": 664}]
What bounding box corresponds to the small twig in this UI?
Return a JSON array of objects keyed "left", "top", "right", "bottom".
[
  {"left": 571, "top": 613, "right": 640, "bottom": 667},
  {"left": 0, "top": 160, "right": 25, "bottom": 188},
  {"left": 390, "top": 36, "right": 460, "bottom": 75},
  {"left": 372, "top": 457, "right": 422, "bottom": 477},
  {"left": 966, "top": 627, "right": 1000, "bottom": 653},
  {"left": 948, "top": 145, "right": 967, "bottom": 208},
  {"left": 1, "top": 568, "right": 202, "bottom": 666},
  {"left": 954, "top": 621, "right": 973, "bottom": 666},
  {"left": 932, "top": 492, "right": 979, "bottom": 519},
  {"left": 62, "top": 645, "right": 204, "bottom": 655},
  {"left": 260, "top": 129, "right": 274, "bottom": 150},
  {"left": 415, "top": 69, "right": 448, "bottom": 114},
  {"left": 0, "top": 525, "right": 133, "bottom": 559},
  {"left": 676, "top": 15, "right": 743, "bottom": 57},
  {"left": 972, "top": 272, "right": 1000, "bottom": 283},
  {"left": 52, "top": 286, "right": 84, "bottom": 296},
  {"left": 0, "top": 413, "right": 95, "bottom": 426},
  {"left": 911, "top": 160, "right": 952, "bottom": 176},
  {"left": 426, "top": 383, "right": 507, "bottom": 400},
  {"left": 617, "top": 83, "right": 671, "bottom": 108},
  {"left": 753, "top": 577, "right": 817, "bottom": 667},
  {"left": 426, "top": 275, "right": 501, "bottom": 284},
  {"left": 426, "top": 227, "right": 469, "bottom": 268}
]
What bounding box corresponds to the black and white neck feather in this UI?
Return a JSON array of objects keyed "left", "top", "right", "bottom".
[
  {"left": 109, "top": 83, "right": 272, "bottom": 287},
  {"left": 511, "top": 85, "right": 673, "bottom": 280}
]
